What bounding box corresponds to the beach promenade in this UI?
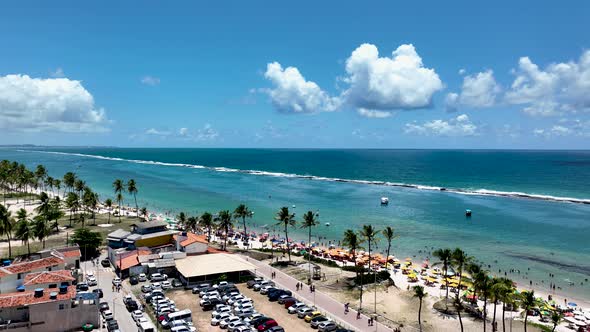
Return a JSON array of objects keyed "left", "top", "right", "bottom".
[{"left": 239, "top": 254, "right": 397, "bottom": 332}]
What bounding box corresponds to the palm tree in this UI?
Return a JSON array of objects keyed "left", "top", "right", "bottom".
[
  {"left": 301, "top": 211, "right": 318, "bottom": 282},
  {"left": 53, "top": 179, "right": 61, "bottom": 197},
  {"left": 112, "top": 179, "right": 124, "bottom": 223},
  {"left": 63, "top": 172, "right": 76, "bottom": 194},
  {"left": 215, "top": 210, "right": 233, "bottom": 250},
  {"left": 49, "top": 198, "right": 64, "bottom": 232},
  {"left": 14, "top": 208, "right": 33, "bottom": 256},
  {"left": 74, "top": 179, "right": 85, "bottom": 198},
  {"left": 342, "top": 229, "right": 363, "bottom": 308},
  {"left": 32, "top": 215, "right": 51, "bottom": 248},
  {"left": 500, "top": 281, "right": 515, "bottom": 332},
  {"left": 140, "top": 207, "right": 148, "bottom": 220},
  {"left": 177, "top": 212, "right": 187, "bottom": 228},
  {"left": 274, "top": 207, "right": 296, "bottom": 262},
  {"left": 127, "top": 179, "right": 138, "bottom": 217},
  {"left": 492, "top": 277, "right": 513, "bottom": 332},
  {"left": 234, "top": 204, "right": 252, "bottom": 244},
  {"left": 452, "top": 248, "right": 471, "bottom": 300},
  {"left": 474, "top": 269, "right": 491, "bottom": 332},
  {"left": 454, "top": 296, "right": 465, "bottom": 332},
  {"left": 0, "top": 204, "right": 14, "bottom": 258},
  {"left": 45, "top": 176, "right": 54, "bottom": 196},
  {"left": 65, "top": 192, "right": 80, "bottom": 227},
  {"left": 550, "top": 311, "right": 563, "bottom": 332},
  {"left": 382, "top": 226, "right": 397, "bottom": 269},
  {"left": 186, "top": 216, "right": 198, "bottom": 232},
  {"left": 200, "top": 212, "right": 214, "bottom": 244},
  {"left": 105, "top": 198, "right": 113, "bottom": 224},
  {"left": 521, "top": 290, "right": 536, "bottom": 332},
  {"left": 433, "top": 248, "right": 453, "bottom": 311},
  {"left": 360, "top": 224, "right": 379, "bottom": 315},
  {"left": 35, "top": 165, "right": 47, "bottom": 191},
  {"left": 413, "top": 285, "right": 427, "bottom": 332}
]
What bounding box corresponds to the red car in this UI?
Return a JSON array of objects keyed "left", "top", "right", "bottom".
[
  {"left": 283, "top": 299, "right": 296, "bottom": 309},
  {"left": 257, "top": 319, "right": 278, "bottom": 331}
]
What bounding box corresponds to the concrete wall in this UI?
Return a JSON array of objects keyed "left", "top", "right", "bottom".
[{"left": 184, "top": 242, "right": 207, "bottom": 255}]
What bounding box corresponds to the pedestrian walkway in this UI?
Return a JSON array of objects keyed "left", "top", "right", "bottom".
[{"left": 239, "top": 255, "right": 394, "bottom": 332}]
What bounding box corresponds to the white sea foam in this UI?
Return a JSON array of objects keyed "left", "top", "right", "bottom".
[{"left": 17, "top": 149, "right": 590, "bottom": 205}]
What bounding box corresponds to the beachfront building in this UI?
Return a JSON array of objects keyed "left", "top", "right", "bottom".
[
  {"left": 175, "top": 253, "right": 255, "bottom": 285},
  {"left": 174, "top": 232, "right": 209, "bottom": 254},
  {"left": 0, "top": 286, "right": 99, "bottom": 331},
  {"left": 22, "top": 270, "right": 75, "bottom": 291},
  {"left": 107, "top": 220, "right": 177, "bottom": 249},
  {"left": 0, "top": 256, "right": 66, "bottom": 294}
]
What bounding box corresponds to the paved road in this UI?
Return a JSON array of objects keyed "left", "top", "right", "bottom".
[
  {"left": 239, "top": 255, "right": 394, "bottom": 332},
  {"left": 80, "top": 253, "right": 148, "bottom": 332}
]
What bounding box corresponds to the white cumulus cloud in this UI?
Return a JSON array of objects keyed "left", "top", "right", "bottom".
[
  {"left": 141, "top": 75, "right": 161, "bottom": 86},
  {"left": 342, "top": 43, "right": 443, "bottom": 110},
  {"left": 356, "top": 108, "right": 393, "bottom": 118},
  {"left": 505, "top": 50, "right": 590, "bottom": 116},
  {"left": 404, "top": 114, "right": 478, "bottom": 137},
  {"left": 445, "top": 70, "right": 500, "bottom": 111},
  {"left": 263, "top": 62, "right": 340, "bottom": 113},
  {"left": 0, "top": 74, "right": 108, "bottom": 132}
]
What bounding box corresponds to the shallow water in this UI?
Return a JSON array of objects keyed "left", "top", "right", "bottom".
[{"left": 2, "top": 147, "right": 589, "bottom": 301}]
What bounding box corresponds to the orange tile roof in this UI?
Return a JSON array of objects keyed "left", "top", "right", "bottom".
[
  {"left": 180, "top": 233, "right": 208, "bottom": 247},
  {"left": 23, "top": 270, "right": 75, "bottom": 286},
  {"left": 115, "top": 249, "right": 150, "bottom": 271},
  {"left": 0, "top": 285, "right": 76, "bottom": 308},
  {"left": 3, "top": 256, "right": 64, "bottom": 275},
  {"left": 57, "top": 248, "right": 81, "bottom": 258}
]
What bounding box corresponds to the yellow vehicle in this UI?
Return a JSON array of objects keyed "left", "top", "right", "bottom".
[{"left": 304, "top": 311, "right": 322, "bottom": 323}]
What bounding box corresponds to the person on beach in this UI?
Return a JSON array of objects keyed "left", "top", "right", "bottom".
[{"left": 357, "top": 311, "right": 361, "bottom": 320}]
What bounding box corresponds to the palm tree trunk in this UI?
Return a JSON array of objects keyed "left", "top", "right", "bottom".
[
  {"left": 492, "top": 301, "right": 498, "bottom": 331},
  {"left": 134, "top": 193, "right": 138, "bottom": 218},
  {"left": 483, "top": 294, "right": 488, "bottom": 332},
  {"left": 7, "top": 234, "right": 12, "bottom": 258},
  {"left": 418, "top": 299, "right": 423, "bottom": 332},
  {"left": 69, "top": 210, "right": 73, "bottom": 227},
  {"left": 285, "top": 225, "right": 291, "bottom": 262},
  {"left": 107, "top": 212, "right": 111, "bottom": 224},
  {"left": 457, "top": 303, "right": 464, "bottom": 332},
  {"left": 27, "top": 240, "right": 30, "bottom": 256},
  {"left": 524, "top": 314, "right": 528, "bottom": 332},
  {"left": 224, "top": 226, "right": 228, "bottom": 250}
]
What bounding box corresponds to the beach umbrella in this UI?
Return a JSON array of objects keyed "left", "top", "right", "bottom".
[{"left": 569, "top": 302, "right": 578, "bottom": 307}]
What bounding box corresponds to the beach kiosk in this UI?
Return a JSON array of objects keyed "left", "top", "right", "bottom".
[{"left": 312, "top": 264, "right": 322, "bottom": 280}]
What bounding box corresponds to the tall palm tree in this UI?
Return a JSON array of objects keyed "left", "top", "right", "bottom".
[
  {"left": 127, "top": 179, "right": 138, "bottom": 217},
  {"left": 550, "top": 311, "right": 563, "bottom": 332},
  {"left": 382, "top": 226, "right": 397, "bottom": 269},
  {"left": 499, "top": 280, "right": 515, "bottom": 332},
  {"left": 474, "top": 268, "right": 491, "bottom": 332},
  {"left": 112, "top": 179, "right": 124, "bottom": 223},
  {"left": 521, "top": 290, "right": 536, "bottom": 332},
  {"left": 492, "top": 277, "right": 513, "bottom": 332},
  {"left": 45, "top": 176, "right": 54, "bottom": 196},
  {"left": 105, "top": 198, "right": 113, "bottom": 224},
  {"left": 35, "top": 165, "right": 47, "bottom": 191},
  {"left": 74, "top": 179, "right": 85, "bottom": 198},
  {"left": 433, "top": 248, "right": 453, "bottom": 310},
  {"left": 301, "top": 211, "right": 318, "bottom": 281},
  {"left": 186, "top": 216, "right": 198, "bottom": 232},
  {"left": 32, "top": 215, "right": 51, "bottom": 249},
  {"left": 49, "top": 197, "right": 64, "bottom": 232},
  {"left": 0, "top": 204, "right": 14, "bottom": 258},
  {"left": 63, "top": 172, "right": 76, "bottom": 194},
  {"left": 200, "top": 212, "right": 214, "bottom": 244},
  {"left": 14, "top": 208, "right": 33, "bottom": 256},
  {"left": 233, "top": 204, "right": 252, "bottom": 243},
  {"left": 274, "top": 207, "right": 296, "bottom": 262},
  {"left": 65, "top": 192, "right": 80, "bottom": 227},
  {"left": 451, "top": 248, "right": 471, "bottom": 301},
  {"left": 53, "top": 179, "right": 61, "bottom": 197},
  {"left": 342, "top": 229, "right": 363, "bottom": 308},
  {"left": 413, "top": 285, "right": 427, "bottom": 332},
  {"left": 177, "top": 212, "right": 187, "bottom": 228},
  {"left": 215, "top": 210, "right": 233, "bottom": 250},
  {"left": 454, "top": 296, "right": 465, "bottom": 332},
  {"left": 360, "top": 224, "right": 379, "bottom": 315}
]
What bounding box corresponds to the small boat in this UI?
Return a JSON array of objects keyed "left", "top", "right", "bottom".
[
  {"left": 465, "top": 209, "right": 472, "bottom": 217},
  {"left": 380, "top": 197, "right": 389, "bottom": 205},
  {"left": 325, "top": 222, "right": 330, "bottom": 227}
]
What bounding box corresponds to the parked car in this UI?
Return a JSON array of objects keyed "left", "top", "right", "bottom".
[
  {"left": 87, "top": 275, "right": 97, "bottom": 286},
  {"left": 318, "top": 321, "right": 337, "bottom": 332},
  {"left": 267, "top": 327, "right": 285, "bottom": 332},
  {"left": 149, "top": 273, "right": 168, "bottom": 281},
  {"left": 92, "top": 288, "right": 103, "bottom": 298},
  {"left": 256, "top": 319, "right": 278, "bottom": 331},
  {"left": 277, "top": 295, "right": 295, "bottom": 304},
  {"left": 297, "top": 307, "right": 314, "bottom": 319},
  {"left": 219, "top": 316, "right": 241, "bottom": 329},
  {"left": 129, "top": 276, "right": 139, "bottom": 285},
  {"left": 268, "top": 291, "right": 292, "bottom": 301},
  {"left": 101, "top": 259, "right": 110, "bottom": 267},
  {"left": 172, "top": 279, "right": 183, "bottom": 288},
  {"left": 161, "top": 280, "right": 172, "bottom": 289},
  {"left": 283, "top": 299, "right": 297, "bottom": 309},
  {"left": 310, "top": 316, "right": 330, "bottom": 328},
  {"left": 138, "top": 273, "right": 147, "bottom": 282},
  {"left": 192, "top": 283, "right": 211, "bottom": 294},
  {"left": 135, "top": 316, "right": 148, "bottom": 326},
  {"left": 131, "top": 310, "right": 143, "bottom": 322},
  {"left": 305, "top": 311, "right": 322, "bottom": 323},
  {"left": 106, "top": 320, "right": 119, "bottom": 332},
  {"left": 247, "top": 278, "right": 263, "bottom": 288},
  {"left": 102, "top": 310, "right": 114, "bottom": 320},
  {"left": 211, "top": 312, "right": 231, "bottom": 326},
  {"left": 151, "top": 282, "right": 162, "bottom": 291},
  {"left": 141, "top": 284, "right": 152, "bottom": 293},
  {"left": 99, "top": 302, "right": 109, "bottom": 312},
  {"left": 211, "top": 305, "right": 232, "bottom": 317},
  {"left": 202, "top": 298, "right": 223, "bottom": 310},
  {"left": 260, "top": 286, "right": 275, "bottom": 295},
  {"left": 253, "top": 281, "right": 274, "bottom": 291},
  {"left": 287, "top": 302, "right": 306, "bottom": 314},
  {"left": 126, "top": 299, "right": 139, "bottom": 311},
  {"left": 76, "top": 282, "right": 89, "bottom": 291},
  {"left": 243, "top": 313, "right": 264, "bottom": 324}
]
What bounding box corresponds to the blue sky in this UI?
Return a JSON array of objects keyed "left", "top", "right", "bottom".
[{"left": 1, "top": 1, "right": 589, "bottom": 149}]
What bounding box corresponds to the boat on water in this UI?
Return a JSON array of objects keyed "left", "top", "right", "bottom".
[
  {"left": 465, "top": 209, "right": 472, "bottom": 217},
  {"left": 381, "top": 197, "right": 389, "bottom": 205},
  {"left": 325, "top": 222, "right": 330, "bottom": 227}
]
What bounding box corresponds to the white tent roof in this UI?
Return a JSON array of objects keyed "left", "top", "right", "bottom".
[{"left": 175, "top": 254, "right": 256, "bottom": 278}]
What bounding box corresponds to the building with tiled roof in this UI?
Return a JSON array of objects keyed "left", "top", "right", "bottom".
[
  {"left": 0, "top": 286, "right": 99, "bottom": 332},
  {"left": 174, "top": 232, "right": 209, "bottom": 255},
  {"left": 23, "top": 270, "right": 75, "bottom": 290},
  {"left": 0, "top": 256, "right": 65, "bottom": 294}
]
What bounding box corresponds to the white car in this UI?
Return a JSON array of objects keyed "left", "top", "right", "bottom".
[
  {"left": 87, "top": 275, "right": 97, "bottom": 286},
  {"left": 288, "top": 302, "right": 306, "bottom": 314},
  {"left": 243, "top": 313, "right": 263, "bottom": 324},
  {"left": 138, "top": 273, "right": 147, "bottom": 282},
  {"left": 222, "top": 291, "right": 240, "bottom": 301},
  {"left": 318, "top": 321, "right": 337, "bottom": 332},
  {"left": 161, "top": 280, "right": 172, "bottom": 289},
  {"left": 131, "top": 310, "right": 143, "bottom": 322},
  {"left": 228, "top": 320, "right": 248, "bottom": 331},
  {"left": 151, "top": 282, "right": 162, "bottom": 291},
  {"left": 232, "top": 298, "right": 252, "bottom": 307},
  {"left": 214, "top": 281, "right": 229, "bottom": 288},
  {"left": 102, "top": 310, "right": 113, "bottom": 320},
  {"left": 211, "top": 312, "right": 231, "bottom": 326},
  {"left": 234, "top": 326, "right": 255, "bottom": 332},
  {"left": 219, "top": 316, "right": 241, "bottom": 329},
  {"left": 150, "top": 273, "right": 168, "bottom": 281},
  {"left": 212, "top": 305, "right": 232, "bottom": 317},
  {"left": 112, "top": 277, "right": 121, "bottom": 286},
  {"left": 135, "top": 317, "right": 148, "bottom": 326},
  {"left": 234, "top": 302, "right": 254, "bottom": 313}
]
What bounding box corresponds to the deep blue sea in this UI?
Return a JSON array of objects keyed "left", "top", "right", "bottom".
[{"left": 2, "top": 147, "right": 590, "bottom": 301}]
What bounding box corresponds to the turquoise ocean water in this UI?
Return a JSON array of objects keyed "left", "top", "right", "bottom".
[{"left": 2, "top": 147, "right": 590, "bottom": 301}]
